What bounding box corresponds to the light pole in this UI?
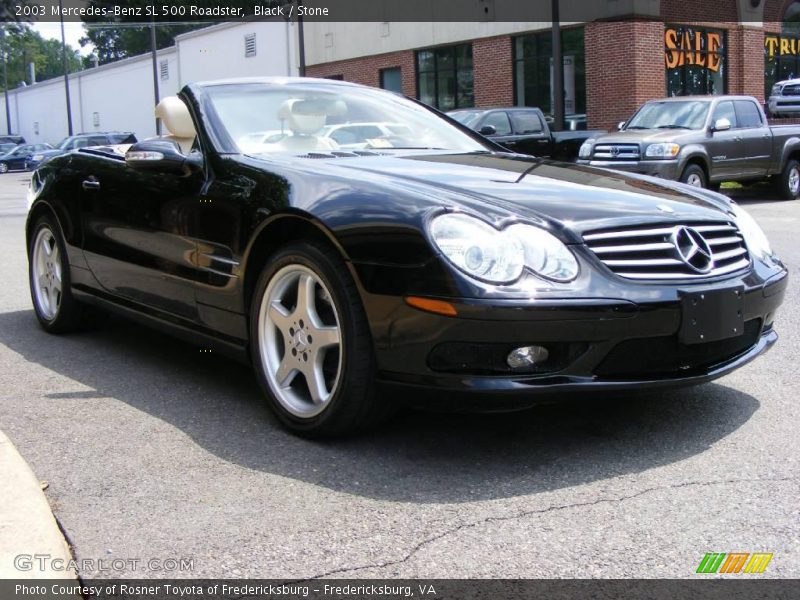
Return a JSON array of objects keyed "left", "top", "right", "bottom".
[
  {"left": 551, "top": 0, "right": 564, "bottom": 132},
  {"left": 58, "top": 0, "right": 74, "bottom": 135},
  {"left": 0, "top": 25, "right": 12, "bottom": 135},
  {"left": 150, "top": 14, "right": 161, "bottom": 135}
]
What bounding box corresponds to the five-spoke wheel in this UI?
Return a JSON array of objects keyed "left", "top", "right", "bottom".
[
  {"left": 258, "top": 265, "right": 342, "bottom": 418},
  {"left": 250, "top": 241, "right": 388, "bottom": 437}
]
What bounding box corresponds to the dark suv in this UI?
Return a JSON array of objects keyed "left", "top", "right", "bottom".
[{"left": 26, "top": 132, "right": 137, "bottom": 170}]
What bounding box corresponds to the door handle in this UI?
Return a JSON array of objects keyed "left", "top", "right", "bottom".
[{"left": 82, "top": 178, "right": 100, "bottom": 190}]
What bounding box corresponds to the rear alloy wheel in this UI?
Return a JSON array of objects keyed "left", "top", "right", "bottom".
[
  {"left": 0, "top": 162, "right": 8, "bottom": 174},
  {"left": 680, "top": 164, "right": 707, "bottom": 188},
  {"left": 28, "top": 215, "right": 84, "bottom": 332},
  {"left": 250, "top": 241, "right": 389, "bottom": 437},
  {"left": 776, "top": 159, "right": 800, "bottom": 200}
]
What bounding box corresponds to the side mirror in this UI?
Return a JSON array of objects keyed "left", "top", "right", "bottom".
[
  {"left": 618, "top": 121, "right": 626, "bottom": 131},
  {"left": 479, "top": 125, "right": 497, "bottom": 136},
  {"left": 711, "top": 117, "right": 731, "bottom": 132},
  {"left": 125, "top": 140, "right": 199, "bottom": 174}
]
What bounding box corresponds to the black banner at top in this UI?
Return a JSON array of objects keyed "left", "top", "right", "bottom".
[{"left": 0, "top": 0, "right": 784, "bottom": 23}]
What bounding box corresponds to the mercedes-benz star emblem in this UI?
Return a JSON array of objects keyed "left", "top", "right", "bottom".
[{"left": 672, "top": 226, "right": 714, "bottom": 273}]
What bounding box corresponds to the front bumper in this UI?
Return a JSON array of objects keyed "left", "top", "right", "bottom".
[
  {"left": 768, "top": 97, "right": 800, "bottom": 114},
  {"left": 361, "top": 266, "right": 788, "bottom": 406},
  {"left": 576, "top": 158, "right": 681, "bottom": 180}
]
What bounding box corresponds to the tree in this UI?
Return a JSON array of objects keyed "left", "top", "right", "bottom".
[
  {"left": 1, "top": 23, "right": 82, "bottom": 91},
  {"left": 79, "top": 0, "right": 212, "bottom": 64}
]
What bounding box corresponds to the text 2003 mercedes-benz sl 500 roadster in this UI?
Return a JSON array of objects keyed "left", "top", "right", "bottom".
[{"left": 26, "top": 78, "right": 788, "bottom": 436}]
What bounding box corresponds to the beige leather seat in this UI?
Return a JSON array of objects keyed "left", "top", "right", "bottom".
[
  {"left": 273, "top": 98, "right": 345, "bottom": 152},
  {"left": 154, "top": 96, "right": 196, "bottom": 154}
]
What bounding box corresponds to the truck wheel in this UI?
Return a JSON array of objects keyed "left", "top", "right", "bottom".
[
  {"left": 775, "top": 159, "right": 800, "bottom": 200},
  {"left": 680, "top": 164, "right": 707, "bottom": 188}
]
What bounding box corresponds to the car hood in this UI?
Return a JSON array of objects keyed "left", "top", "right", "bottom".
[
  {"left": 301, "top": 151, "right": 733, "bottom": 238},
  {"left": 591, "top": 129, "right": 701, "bottom": 144}
]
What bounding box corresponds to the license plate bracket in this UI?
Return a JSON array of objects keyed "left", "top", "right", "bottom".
[{"left": 679, "top": 286, "right": 745, "bottom": 345}]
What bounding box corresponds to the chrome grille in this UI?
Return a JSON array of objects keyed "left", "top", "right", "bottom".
[
  {"left": 584, "top": 222, "right": 750, "bottom": 280},
  {"left": 592, "top": 143, "right": 640, "bottom": 160},
  {"left": 782, "top": 84, "right": 800, "bottom": 96}
]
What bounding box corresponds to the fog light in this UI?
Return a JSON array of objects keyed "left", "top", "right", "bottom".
[{"left": 507, "top": 345, "right": 549, "bottom": 369}]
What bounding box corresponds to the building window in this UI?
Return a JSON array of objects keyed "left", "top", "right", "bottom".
[
  {"left": 764, "top": 3, "right": 800, "bottom": 98},
  {"left": 380, "top": 67, "right": 402, "bottom": 93},
  {"left": 514, "top": 28, "right": 586, "bottom": 117},
  {"left": 416, "top": 44, "right": 473, "bottom": 110},
  {"left": 244, "top": 33, "right": 256, "bottom": 58},
  {"left": 160, "top": 60, "right": 169, "bottom": 80},
  {"left": 325, "top": 74, "right": 344, "bottom": 80},
  {"left": 665, "top": 25, "right": 726, "bottom": 96}
]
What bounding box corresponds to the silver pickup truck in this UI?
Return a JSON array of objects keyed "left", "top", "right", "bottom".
[{"left": 577, "top": 95, "right": 800, "bottom": 199}]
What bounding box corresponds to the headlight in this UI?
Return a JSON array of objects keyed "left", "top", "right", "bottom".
[
  {"left": 644, "top": 143, "right": 680, "bottom": 158},
  {"left": 31, "top": 154, "right": 44, "bottom": 162},
  {"left": 771, "top": 84, "right": 783, "bottom": 96},
  {"left": 429, "top": 213, "right": 578, "bottom": 284},
  {"left": 578, "top": 139, "right": 594, "bottom": 159},
  {"left": 731, "top": 202, "right": 772, "bottom": 260}
]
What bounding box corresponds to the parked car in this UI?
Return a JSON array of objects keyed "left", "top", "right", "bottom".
[
  {"left": 0, "top": 143, "right": 18, "bottom": 154},
  {"left": 546, "top": 113, "right": 589, "bottom": 131},
  {"left": 0, "top": 143, "right": 53, "bottom": 173},
  {"left": 0, "top": 135, "right": 25, "bottom": 145},
  {"left": 448, "top": 107, "right": 604, "bottom": 161},
  {"left": 767, "top": 78, "right": 800, "bottom": 117},
  {"left": 26, "top": 132, "right": 137, "bottom": 170},
  {"left": 26, "top": 78, "right": 787, "bottom": 437},
  {"left": 578, "top": 95, "right": 800, "bottom": 198}
]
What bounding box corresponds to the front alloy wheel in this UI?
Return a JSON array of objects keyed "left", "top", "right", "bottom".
[
  {"left": 0, "top": 162, "right": 8, "bottom": 174},
  {"left": 258, "top": 264, "right": 342, "bottom": 418},
  {"left": 250, "top": 241, "right": 390, "bottom": 436}
]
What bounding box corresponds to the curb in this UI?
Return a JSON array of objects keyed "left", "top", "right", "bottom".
[{"left": 0, "top": 430, "right": 77, "bottom": 580}]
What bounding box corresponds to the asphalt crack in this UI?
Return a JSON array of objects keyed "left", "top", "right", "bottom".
[{"left": 289, "top": 474, "right": 799, "bottom": 581}]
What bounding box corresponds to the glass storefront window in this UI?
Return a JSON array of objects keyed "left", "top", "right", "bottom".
[
  {"left": 665, "top": 25, "right": 727, "bottom": 96},
  {"left": 764, "top": 35, "right": 800, "bottom": 98},
  {"left": 416, "top": 44, "right": 474, "bottom": 110},
  {"left": 513, "top": 27, "right": 586, "bottom": 117}
]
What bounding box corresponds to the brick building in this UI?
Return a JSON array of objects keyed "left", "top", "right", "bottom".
[{"left": 304, "top": 0, "right": 800, "bottom": 130}]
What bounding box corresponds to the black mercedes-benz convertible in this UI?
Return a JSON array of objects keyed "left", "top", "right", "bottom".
[{"left": 26, "top": 78, "right": 788, "bottom": 436}]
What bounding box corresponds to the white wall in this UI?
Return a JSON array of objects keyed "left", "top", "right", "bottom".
[
  {"left": 177, "top": 20, "right": 299, "bottom": 84},
  {"left": 0, "top": 19, "right": 298, "bottom": 143}
]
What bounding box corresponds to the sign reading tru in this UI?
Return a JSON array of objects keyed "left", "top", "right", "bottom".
[
  {"left": 765, "top": 35, "right": 800, "bottom": 58},
  {"left": 664, "top": 27, "right": 723, "bottom": 72}
]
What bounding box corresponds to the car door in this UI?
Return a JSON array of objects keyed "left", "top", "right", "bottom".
[
  {"left": 477, "top": 111, "right": 513, "bottom": 146},
  {"left": 733, "top": 99, "right": 772, "bottom": 177},
  {"left": 5, "top": 145, "right": 31, "bottom": 169},
  {"left": 78, "top": 146, "right": 206, "bottom": 320},
  {"left": 706, "top": 100, "right": 743, "bottom": 181},
  {"left": 508, "top": 110, "right": 552, "bottom": 156}
]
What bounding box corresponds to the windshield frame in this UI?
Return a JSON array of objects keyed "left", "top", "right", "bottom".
[
  {"left": 625, "top": 100, "right": 712, "bottom": 131},
  {"left": 194, "top": 80, "right": 499, "bottom": 156}
]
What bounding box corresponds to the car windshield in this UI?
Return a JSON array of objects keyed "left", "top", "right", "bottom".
[
  {"left": 55, "top": 138, "right": 73, "bottom": 150},
  {"left": 204, "top": 82, "right": 488, "bottom": 154},
  {"left": 625, "top": 101, "right": 710, "bottom": 130}
]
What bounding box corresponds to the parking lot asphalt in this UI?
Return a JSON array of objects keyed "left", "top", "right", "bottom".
[{"left": 0, "top": 171, "right": 798, "bottom": 579}]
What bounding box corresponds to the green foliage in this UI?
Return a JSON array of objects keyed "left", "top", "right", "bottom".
[
  {"left": 1, "top": 24, "right": 82, "bottom": 91},
  {"left": 80, "top": 1, "right": 211, "bottom": 64}
]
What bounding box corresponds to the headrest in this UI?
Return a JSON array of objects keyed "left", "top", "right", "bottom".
[
  {"left": 155, "top": 96, "right": 196, "bottom": 139},
  {"left": 278, "top": 98, "right": 347, "bottom": 120}
]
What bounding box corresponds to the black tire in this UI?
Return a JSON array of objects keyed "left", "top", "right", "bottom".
[
  {"left": 0, "top": 162, "right": 8, "bottom": 174},
  {"left": 249, "top": 240, "right": 392, "bottom": 437},
  {"left": 28, "top": 214, "right": 84, "bottom": 333},
  {"left": 679, "top": 164, "right": 707, "bottom": 188},
  {"left": 775, "top": 158, "right": 800, "bottom": 200}
]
